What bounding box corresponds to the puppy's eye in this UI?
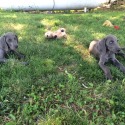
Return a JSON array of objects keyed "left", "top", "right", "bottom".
[
  {"left": 14, "top": 37, "right": 17, "bottom": 40},
  {"left": 109, "top": 41, "right": 114, "bottom": 44},
  {"left": 8, "top": 39, "right": 12, "bottom": 42}
]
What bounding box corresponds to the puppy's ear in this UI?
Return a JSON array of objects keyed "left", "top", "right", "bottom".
[
  {"left": 15, "top": 35, "right": 18, "bottom": 43},
  {"left": 98, "top": 38, "right": 107, "bottom": 54},
  {"left": 0, "top": 36, "right": 9, "bottom": 52}
]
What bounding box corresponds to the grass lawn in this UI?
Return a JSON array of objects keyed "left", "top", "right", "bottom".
[{"left": 0, "top": 10, "right": 125, "bottom": 125}]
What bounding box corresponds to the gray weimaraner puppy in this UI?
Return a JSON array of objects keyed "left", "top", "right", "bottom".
[
  {"left": 89, "top": 34, "right": 125, "bottom": 80},
  {"left": 0, "top": 32, "right": 27, "bottom": 64}
]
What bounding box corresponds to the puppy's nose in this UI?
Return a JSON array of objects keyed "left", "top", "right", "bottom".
[
  {"left": 117, "top": 48, "right": 121, "bottom": 52},
  {"left": 15, "top": 45, "right": 18, "bottom": 48}
]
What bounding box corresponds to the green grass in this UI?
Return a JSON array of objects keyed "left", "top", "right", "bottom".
[{"left": 0, "top": 10, "right": 125, "bottom": 125}]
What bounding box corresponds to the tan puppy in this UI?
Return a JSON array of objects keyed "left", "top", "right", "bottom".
[
  {"left": 45, "top": 28, "right": 67, "bottom": 39},
  {"left": 53, "top": 28, "right": 67, "bottom": 39}
]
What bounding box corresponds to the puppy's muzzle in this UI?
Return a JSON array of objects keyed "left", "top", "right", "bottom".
[
  {"left": 114, "top": 48, "right": 121, "bottom": 53},
  {"left": 116, "top": 48, "right": 121, "bottom": 53},
  {"left": 15, "top": 45, "right": 18, "bottom": 49}
]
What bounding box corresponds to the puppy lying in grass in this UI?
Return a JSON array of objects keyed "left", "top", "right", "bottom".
[
  {"left": 45, "top": 28, "right": 67, "bottom": 39},
  {"left": 0, "top": 32, "right": 28, "bottom": 65},
  {"left": 89, "top": 34, "right": 125, "bottom": 80}
]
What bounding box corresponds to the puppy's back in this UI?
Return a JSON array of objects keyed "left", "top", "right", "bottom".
[{"left": 89, "top": 40, "right": 100, "bottom": 59}]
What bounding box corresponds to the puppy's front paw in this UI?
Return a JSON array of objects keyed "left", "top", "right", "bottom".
[
  {"left": 106, "top": 74, "right": 113, "bottom": 80},
  {"left": 21, "top": 61, "right": 29, "bottom": 66},
  {"left": 18, "top": 54, "right": 25, "bottom": 60}
]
